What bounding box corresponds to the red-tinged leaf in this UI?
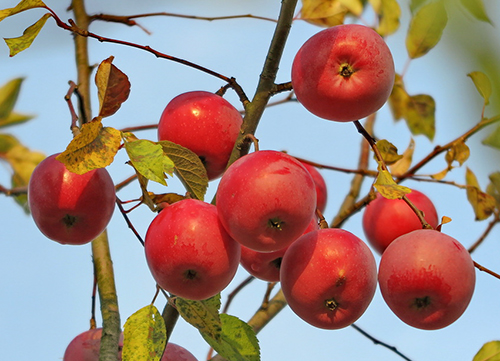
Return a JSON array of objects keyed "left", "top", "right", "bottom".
[
  {"left": 468, "top": 71, "right": 492, "bottom": 105},
  {"left": 0, "top": 0, "right": 47, "bottom": 22},
  {"left": 4, "top": 13, "right": 51, "bottom": 56},
  {"left": 95, "top": 56, "right": 131, "bottom": 118},
  {"left": 56, "top": 120, "right": 121, "bottom": 174},
  {"left": 465, "top": 167, "right": 496, "bottom": 220}
]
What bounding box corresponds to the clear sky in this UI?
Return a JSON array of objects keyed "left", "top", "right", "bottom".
[{"left": 1, "top": 1, "right": 500, "bottom": 361}]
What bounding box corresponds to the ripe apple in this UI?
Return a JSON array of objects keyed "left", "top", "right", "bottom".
[
  {"left": 161, "top": 342, "right": 198, "bottom": 361},
  {"left": 299, "top": 161, "right": 328, "bottom": 214},
  {"left": 28, "top": 153, "right": 116, "bottom": 245},
  {"left": 378, "top": 229, "right": 476, "bottom": 330},
  {"left": 144, "top": 198, "right": 241, "bottom": 300},
  {"left": 157, "top": 91, "right": 243, "bottom": 180},
  {"left": 280, "top": 228, "right": 377, "bottom": 329},
  {"left": 63, "top": 328, "right": 123, "bottom": 361},
  {"left": 291, "top": 24, "right": 395, "bottom": 122},
  {"left": 362, "top": 189, "right": 439, "bottom": 254},
  {"left": 216, "top": 150, "right": 317, "bottom": 252},
  {"left": 239, "top": 216, "right": 320, "bottom": 282}
]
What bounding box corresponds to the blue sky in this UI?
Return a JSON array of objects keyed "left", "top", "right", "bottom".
[{"left": 1, "top": 1, "right": 500, "bottom": 360}]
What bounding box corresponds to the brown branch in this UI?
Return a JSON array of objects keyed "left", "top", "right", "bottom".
[
  {"left": 468, "top": 212, "right": 500, "bottom": 253},
  {"left": 115, "top": 196, "right": 145, "bottom": 246},
  {"left": 474, "top": 260, "right": 500, "bottom": 280},
  {"left": 0, "top": 184, "right": 28, "bottom": 196}
]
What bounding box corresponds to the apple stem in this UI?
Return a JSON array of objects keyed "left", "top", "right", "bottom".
[{"left": 402, "top": 195, "right": 432, "bottom": 230}]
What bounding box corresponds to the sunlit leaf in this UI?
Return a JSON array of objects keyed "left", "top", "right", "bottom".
[
  {"left": 376, "top": 139, "right": 402, "bottom": 165},
  {"left": 388, "top": 74, "right": 409, "bottom": 120},
  {"left": 176, "top": 295, "right": 222, "bottom": 341},
  {"left": 4, "top": 13, "right": 51, "bottom": 57},
  {"left": 300, "top": 0, "right": 348, "bottom": 27},
  {"left": 201, "top": 314, "right": 260, "bottom": 361},
  {"left": 122, "top": 304, "right": 167, "bottom": 361},
  {"left": 159, "top": 140, "right": 208, "bottom": 201},
  {"left": 468, "top": 71, "right": 492, "bottom": 105},
  {"left": 338, "top": 0, "right": 365, "bottom": 16},
  {"left": 473, "top": 340, "right": 500, "bottom": 361},
  {"left": 431, "top": 168, "right": 449, "bottom": 181},
  {"left": 56, "top": 120, "right": 121, "bottom": 174},
  {"left": 460, "top": 0, "right": 492, "bottom": 24},
  {"left": 0, "top": 78, "right": 23, "bottom": 120},
  {"left": 406, "top": 0, "right": 448, "bottom": 59},
  {"left": 95, "top": 56, "right": 131, "bottom": 118},
  {"left": 374, "top": 163, "right": 411, "bottom": 199},
  {"left": 445, "top": 141, "right": 470, "bottom": 168},
  {"left": 465, "top": 167, "right": 496, "bottom": 220},
  {"left": 368, "top": 0, "right": 401, "bottom": 36},
  {"left": 124, "top": 139, "right": 173, "bottom": 186},
  {"left": 389, "top": 138, "right": 415, "bottom": 177},
  {"left": 482, "top": 124, "right": 500, "bottom": 150},
  {"left": 0, "top": 0, "right": 47, "bottom": 22},
  {"left": 405, "top": 94, "right": 435, "bottom": 140}
]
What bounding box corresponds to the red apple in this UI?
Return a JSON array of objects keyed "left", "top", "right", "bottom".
[
  {"left": 28, "top": 153, "right": 115, "bottom": 245},
  {"left": 157, "top": 91, "right": 243, "bottom": 180},
  {"left": 299, "top": 161, "right": 328, "bottom": 214},
  {"left": 362, "top": 189, "right": 439, "bottom": 254},
  {"left": 216, "top": 150, "right": 317, "bottom": 252},
  {"left": 239, "top": 216, "right": 320, "bottom": 282},
  {"left": 144, "top": 199, "right": 241, "bottom": 300},
  {"left": 378, "top": 229, "right": 476, "bottom": 330},
  {"left": 63, "top": 328, "right": 123, "bottom": 361},
  {"left": 161, "top": 343, "right": 198, "bottom": 361},
  {"left": 291, "top": 24, "right": 395, "bottom": 122},
  {"left": 280, "top": 228, "right": 377, "bottom": 329}
]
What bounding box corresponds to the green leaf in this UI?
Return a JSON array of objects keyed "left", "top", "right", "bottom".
[
  {"left": 406, "top": 0, "right": 448, "bottom": 59},
  {"left": 483, "top": 124, "right": 500, "bottom": 150},
  {"left": 374, "top": 163, "right": 411, "bottom": 199},
  {"left": 409, "top": 0, "right": 429, "bottom": 13},
  {"left": 4, "top": 13, "right": 51, "bottom": 56},
  {"left": 56, "top": 120, "right": 121, "bottom": 174},
  {"left": 388, "top": 74, "right": 409, "bottom": 120},
  {"left": 176, "top": 295, "right": 222, "bottom": 341},
  {"left": 460, "top": 0, "right": 492, "bottom": 24},
  {"left": 124, "top": 139, "right": 173, "bottom": 186},
  {"left": 0, "top": 78, "right": 23, "bottom": 120},
  {"left": 375, "top": 139, "right": 403, "bottom": 165},
  {"left": 473, "top": 340, "right": 500, "bottom": 361},
  {"left": 468, "top": 71, "right": 492, "bottom": 105},
  {"left": 123, "top": 304, "right": 167, "bottom": 361},
  {"left": 368, "top": 0, "right": 401, "bottom": 36},
  {"left": 201, "top": 314, "right": 260, "bottom": 361},
  {"left": 0, "top": 112, "right": 33, "bottom": 129},
  {"left": 159, "top": 140, "right": 208, "bottom": 201},
  {"left": 95, "top": 56, "right": 131, "bottom": 118},
  {"left": 0, "top": 0, "right": 47, "bottom": 22},
  {"left": 465, "top": 167, "right": 496, "bottom": 220},
  {"left": 486, "top": 172, "right": 500, "bottom": 210},
  {"left": 404, "top": 94, "right": 435, "bottom": 140}
]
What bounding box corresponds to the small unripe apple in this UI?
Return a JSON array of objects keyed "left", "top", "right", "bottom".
[
  {"left": 291, "top": 24, "right": 395, "bottom": 122},
  {"left": 144, "top": 199, "right": 241, "bottom": 300},
  {"left": 362, "top": 190, "right": 439, "bottom": 254},
  {"left": 280, "top": 228, "right": 377, "bottom": 329},
  {"left": 378, "top": 229, "right": 476, "bottom": 330},
  {"left": 216, "top": 150, "right": 317, "bottom": 252},
  {"left": 157, "top": 91, "right": 243, "bottom": 180},
  {"left": 28, "top": 154, "right": 116, "bottom": 245},
  {"left": 63, "top": 328, "right": 123, "bottom": 361}
]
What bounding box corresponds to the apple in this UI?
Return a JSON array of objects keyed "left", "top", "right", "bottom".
[
  {"left": 280, "top": 228, "right": 377, "bottom": 329},
  {"left": 291, "top": 24, "right": 395, "bottom": 122},
  {"left": 144, "top": 198, "right": 241, "bottom": 300},
  {"left": 378, "top": 229, "right": 476, "bottom": 330},
  {"left": 63, "top": 328, "right": 123, "bottom": 361},
  {"left": 239, "top": 216, "right": 320, "bottom": 282},
  {"left": 28, "top": 153, "right": 116, "bottom": 245},
  {"left": 157, "top": 91, "right": 243, "bottom": 180},
  {"left": 299, "top": 161, "right": 328, "bottom": 214},
  {"left": 161, "top": 342, "right": 198, "bottom": 361},
  {"left": 216, "top": 150, "right": 317, "bottom": 252},
  {"left": 362, "top": 189, "right": 439, "bottom": 254}
]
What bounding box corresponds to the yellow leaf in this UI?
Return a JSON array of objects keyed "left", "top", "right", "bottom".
[
  {"left": 390, "top": 138, "right": 415, "bottom": 177},
  {"left": 465, "top": 167, "right": 496, "bottom": 220},
  {"left": 0, "top": 0, "right": 47, "bottom": 22},
  {"left": 445, "top": 141, "right": 470, "bottom": 168},
  {"left": 95, "top": 56, "right": 131, "bottom": 118},
  {"left": 405, "top": 94, "right": 435, "bottom": 141},
  {"left": 376, "top": 139, "right": 403, "bottom": 165},
  {"left": 441, "top": 216, "right": 452, "bottom": 224},
  {"left": 431, "top": 168, "right": 449, "bottom": 180},
  {"left": 56, "top": 120, "right": 121, "bottom": 174},
  {"left": 369, "top": 0, "right": 401, "bottom": 36},
  {"left": 468, "top": 71, "right": 492, "bottom": 106},
  {"left": 374, "top": 163, "right": 411, "bottom": 199},
  {"left": 4, "top": 13, "right": 51, "bottom": 56},
  {"left": 300, "top": 0, "right": 348, "bottom": 27},
  {"left": 388, "top": 74, "right": 410, "bottom": 120}
]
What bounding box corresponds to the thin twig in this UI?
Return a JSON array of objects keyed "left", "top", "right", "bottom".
[
  {"left": 468, "top": 212, "right": 500, "bottom": 253},
  {"left": 474, "top": 260, "right": 500, "bottom": 280},
  {"left": 116, "top": 196, "right": 145, "bottom": 246}
]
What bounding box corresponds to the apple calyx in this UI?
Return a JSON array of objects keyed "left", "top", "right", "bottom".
[
  {"left": 325, "top": 298, "right": 339, "bottom": 311},
  {"left": 267, "top": 217, "right": 285, "bottom": 231},
  {"left": 62, "top": 214, "right": 78, "bottom": 227},
  {"left": 339, "top": 63, "right": 356, "bottom": 78},
  {"left": 413, "top": 296, "right": 432, "bottom": 309}
]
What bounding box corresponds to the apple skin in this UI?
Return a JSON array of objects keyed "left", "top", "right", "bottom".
[
  {"left": 378, "top": 229, "right": 476, "bottom": 330},
  {"left": 216, "top": 150, "right": 317, "bottom": 253},
  {"left": 28, "top": 153, "right": 116, "bottom": 245},
  {"left": 239, "top": 216, "right": 320, "bottom": 282},
  {"left": 291, "top": 24, "right": 395, "bottom": 122},
  {"left": 362, "top": 190, "right": 439, "bottom": 254},
  {"left": 144, "top": 199, "right": 241, "bottom": 300},
  {"left": 299, "top": 161, "right": 328, "bottom": 214},
  {"left": 63, "top": 328, "right": 123, "bottom": 361},
  {"left": 280, "top": 228, "right": 377, "bottom": 329},
  {"left": 161, "top": 342, "right": 198, "bottom": 361},
  {"left": 157, "top": 91, "right": 243, "bottom": 180}
]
